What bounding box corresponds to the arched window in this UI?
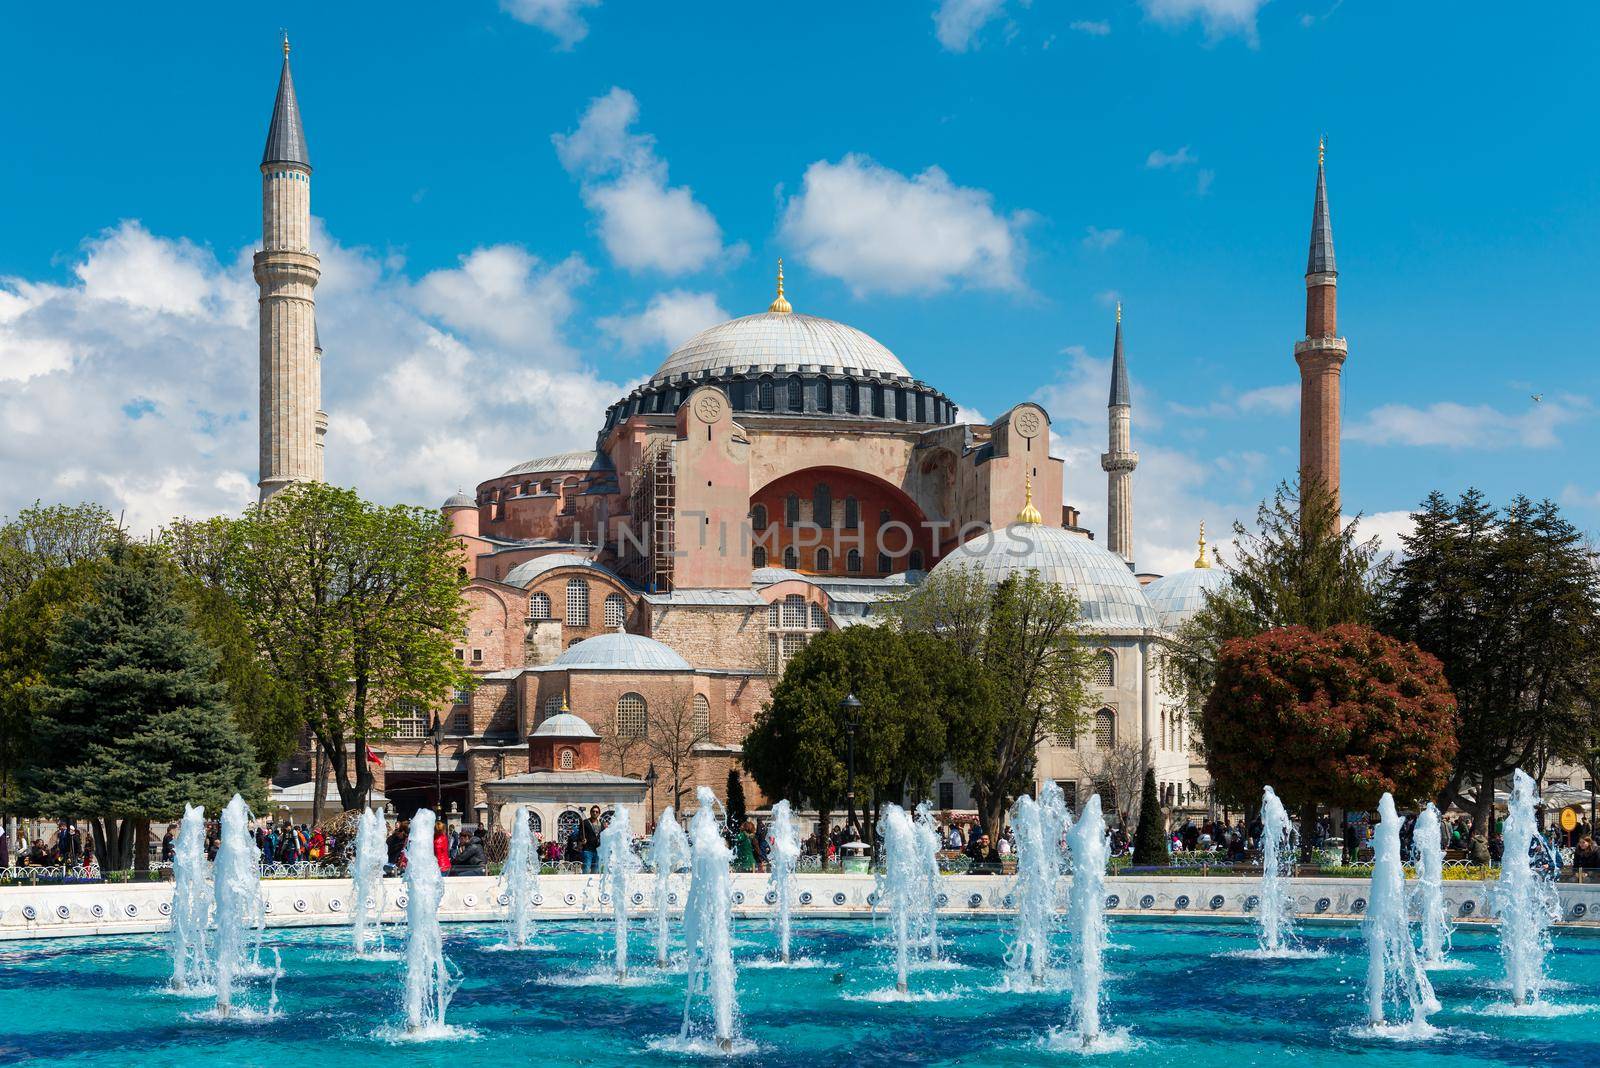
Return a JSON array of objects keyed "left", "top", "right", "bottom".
[
  {"left": 813, "top": 483, "right": 832, "bottom": 528},
  {"left": 559, "top": 747, "right": 576, "bottom": 770},
  {"left": 846, "top": 549, "right": 862, "bottom": 573},
  {"left": 871, "top": 385, "right": 885, "bottom": 417},
  {"left": 843, "top": 497, "right": 859, "bottom": 529},
  {"left": 876, "top": 551, "right": 891, "bottom": 574},
  {"left": 602, "top": 593, "right": 627, "bottom": 629},
  {"left": 844, "top": 380, "right": 859, "bottom": 414},
  {"left": 616, "top": 692, "right": 648, "bottom": 737},
  {"left": 787, "top": 375, "right": 803, "bottom": 411},
  {"left": 566, "top": 578, "right": 589, "bottom": 627},
  {"left": 752, "top": 545, "right": 767, "bottom": 567},
  {"left": 785, "top": 494, "right": 800, "bottom": 527},
  {"left": 782, "top": 594, "right": 807, "bottom": 628},
  {"left": 815, "top": 547, "right": 831, "bottom": 571},
  {"left": 1094, "top": 709, "right": 1117, "bottom": 749},
  {"left": 907, "top": 549, "right": 924, "bottom": 572},
  {"left": 557, "top": 810, "right": 582, "bottom": 843},
  {"left": 767, "top": 601, "right": 781, "bottom": 627},
  {"left": 809, "top": 603, "right": 827, "bottom": 629},
  {"left": 542, "top": 694, "right": 563, "bottom": 723},
  {"left": 692, "top": 694, "right": 711, "bottom": 739},
  {"left": 1093, "top": 651, "right": 1115, "bottom": 687},
  {"left": 759, "top": 377, "right": 775, "bottom": 410},
  {"left": 526, "top": 809, "right": 543, "bottom": 835},
  {"left": 783, "top": 545, "right": 798, "bottom": 569},
  {"left": 751, "top": 503, "right": 768, "bottom": 530},
  {"left": 529, "top": 592, "right": 551, "bottom": 620}
]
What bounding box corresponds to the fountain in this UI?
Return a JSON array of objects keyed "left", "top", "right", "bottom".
[
  {"left": 599, "top": 803, "right": 642, "bottom": 977},
  {"left": 1493, "top": 769, "right": 1558, "bottom": 1007},
  {"left": 913, "top": 802, "right": 944, "bottom": 964},
  {"left": 212, "top": 794, "right": 264, "bottom": 1017},
  {"left": 500, "top": 804, "right": 540, "bottom": 950},
  {"left": 679, "top": 787, "right": 739, "bottom": 1051},
  {"left": 1256, "top": 785, "right": 1299, "bottom": 955},
  {"left": 766, "top": 800, "right": 802, "bottom": 964},
  {"left": 1363, "top": 793, "right": 1436, "bottom": 1029},
  {"left": 1063, "top": 793, "right": 1111, "bottom": 1046},
  {"left": 1005, "top": 789, "right": 1063, "bottom": 988},
  {"left": 401, "top": 808, "right": 455, "bottom": 1034},
  {"left": 350, "top": 807, "right": 388, "bottom": 957},
  {"left": 1412, "top": 802, "right": 1451, "bottom": 967},
  {"left": 876, "top": 803, "right": 927, "bottom": 995},
  {"left": 650, "top": 808, "right": 691, "bottom": 968},
  {"left": 168, "top": 803, "right": 212, "bottom": 993}
]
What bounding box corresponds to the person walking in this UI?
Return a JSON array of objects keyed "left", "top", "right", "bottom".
[
  {"left": 733, "top": 819, "right": 757, "bottom": 872},
  {"left": 580, "top": 806, "right": 604, "bottom": 874},
  {"left": 433, "top": 820, "right": 452, "bottom": 874}
]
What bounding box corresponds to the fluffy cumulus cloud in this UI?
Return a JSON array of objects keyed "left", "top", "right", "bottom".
[
  {"left": 932, "top": 0, "right": 1010, "bottom": 52},
  {"left": 779, "top": 154, "right": 1030, "bottom": 297},
  {"left": 598, "top": 289, "right": 728, "bottom": 354},
  {"left": 1138, "top": 0, "right": 1270, "bottom": 44},
  {"left": 1347, "top": 398, "right": 1586, "bottom": 450},
  {"left": 553, "top": 88, "right": 737, "bottom": 276},
  {"left": 0, "top": 220, "right": 623, "bottom": 533},
  {"left": 498, "top": 0, "right": 600, "bottom": 49}
]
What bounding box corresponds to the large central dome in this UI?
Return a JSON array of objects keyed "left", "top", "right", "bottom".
[{"left": 651, "top": 311, "right": 912, "bottom": 384}]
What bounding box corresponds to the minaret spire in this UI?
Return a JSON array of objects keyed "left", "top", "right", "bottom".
[
  {"left": 1295, "top": 137, "right": 1348, "bottom": 515},
  {"left": 1101, "top": 306, "right": 1137, "bottom": 565}
]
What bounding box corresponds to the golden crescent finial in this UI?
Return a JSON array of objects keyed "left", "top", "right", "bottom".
[
  {"left": 559, "top": 692, "right": 570, "bottom": 714},
  {"left": 1015, "top": 476, "right": 1044, "bottom": 526},
  {"left": 1195, "top": 520, "right": 1210, "bottom": 569},
  {"left": 768, "top": 258, "right": 792, "bottom": 314}
]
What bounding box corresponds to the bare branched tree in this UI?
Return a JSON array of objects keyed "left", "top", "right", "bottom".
[{"left": 643, "top": 686, "right": 712, "bottom": 812}]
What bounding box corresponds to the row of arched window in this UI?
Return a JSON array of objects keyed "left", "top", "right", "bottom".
[
  {"left": 753, "top": 489, "right": 863, "bottom": 532},
  {"left": 1059, "top": 708, "right": 1118, "bottom": 750},
  {"left": 752, "top": 545, "right": 920, "bottom": 574},
  {"left": 537, "top": 692, "right": 713, "bottom": 741},
  {"left": 528, "top": 580, "right": 627, "bottom": 629}
]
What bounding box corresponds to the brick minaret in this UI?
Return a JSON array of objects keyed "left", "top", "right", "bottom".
[
  {"left": 256, "top": 36, "right": 325, "bottom": 502},
  {"left": 1294, "top": 139, "right": 1346, "bottom": 511},
  {"left": 1101, "top": 304, "right": 1137, "bottom": 565}
]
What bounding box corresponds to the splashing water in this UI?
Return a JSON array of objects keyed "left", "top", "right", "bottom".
[
  {"left": 402, "top": 809, "right": 456, "bottom": 1034},
  {"left": 1364, "top": 793, "right": 1436, "bottom": 1027},
  {"left": 1256, "top": 786, "right": 1299, "bottom": 954},
  {"left": 877, "top": 804, "right": 934, "bottom": 995},
  {"left": 500, "top": 805, "right": 540, "bottom": 950},
  {"left": 212, "top": 794, "right": 264, "bottom": 1017},
  {"left": 350, "top": 808, "right": 388, "bottom": 957},
  {"left": 169, "top": 804, "right": 212, "bottom": 993},
  {"left": 1064, "top": 793, "right": 1111, "bottom": 1045},
  {"left": 599, "top": 804, "right": 642, "bottom": 977},
  {"left": 680, "top": 787, "right": 739, "bottom": 1050},
  {"left": 650, "top": 808, "right": 690, "bottom": 967},
  {"left": 1412, "top": 802, "right": 1451, "bottom": 966},
  {"left": 1493, "top": 769, "right": 1559, "bottom": 1007},
  {"left": 913, "top": 802, "right": 944, "bottom": 963},
  {"left": 767, "top": 800, "right": 803, "bottom": 964},
  {"left": 1006, "top": 793, "right": 1057, "bottom": 987}
]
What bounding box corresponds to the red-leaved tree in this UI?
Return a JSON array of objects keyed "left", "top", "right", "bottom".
[{"left": 1202, "top": 623, "right": 1457, "bottom": 814}]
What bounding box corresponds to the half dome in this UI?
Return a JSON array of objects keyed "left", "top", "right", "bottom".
[
  {"left": 1143, "top": 567, "right": 1232, "bottom": 631},
  {"left": 552, "top": 632, "right": 691, "bottom": 671},
  {"left": 652, "top": 312, "right": 911, "bottom": 384}
]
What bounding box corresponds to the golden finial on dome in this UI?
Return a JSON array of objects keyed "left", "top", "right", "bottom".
[
  {"left": 559, "top": 692, "right": 570, "bottom": 714},
  {"left": 1195, "top": 521, "right": 1210, "bottom": 569},
  {"left": 768, "top": 258, "right": 793, "bottom": 314},
  {"left": 1016, "top": 477, "right": 1044, "bottom": 526}
]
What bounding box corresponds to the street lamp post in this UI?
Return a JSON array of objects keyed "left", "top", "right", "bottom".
[
  {"left": 645, "top": 765, "right": 658, "bottom": 830},
  {"left": 841, "top": 693, "right": 862, "bottom": 843},
  {"left": 430, "top": 711, "right": 444, "bottom": 815}
]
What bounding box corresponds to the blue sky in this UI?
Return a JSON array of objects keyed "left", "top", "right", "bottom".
[{"left": 2, "top": 2, "right": 1597, "bottom": 572}]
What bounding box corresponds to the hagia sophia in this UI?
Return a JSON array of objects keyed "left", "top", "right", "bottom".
[{"left": 257, "top": 45, "right": 1344, "bottom": 838}]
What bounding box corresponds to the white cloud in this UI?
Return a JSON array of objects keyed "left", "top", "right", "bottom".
[
  {"left": 1347, "top": 398, "right": 1585, "bottom": 450},
  {"left": 1351, "top": 509, "right": 1415, "bottom": 563},
  {"left": 1071, "top": 19, "right": 1112, "bottom": 35},
  {"left": 933, "top": 0, "right": 1009, "bottom": 52},
  {"left": 498, "top": 0, "right": 600, "bottom": 49},
  {"left": 1082, "top": 226, "right": 1124, "bottom": 251},
  {"left": 1196, "top": 168, "right": 1215, "bottom": 195},
  {"left": 1146, "top": 145, "right": 1196, "bottom": 169},
  {"left": 599, "top": 289, "right": 728, "bottom": 353},
  {"left": 1139, "top": 0, "right": 1270, "bottom": 45},
  {"left": 0, "top": 220, "right": 623, "bottom": 535},
  {"left": 553, "top": 88, "right": 735, "bottom": 275},
  {"left": 1236, "top": 383, "right": 1298, "bottom": 414},
  {"left": 779, "top": 153, "right": 1030, "bottom": 297}
]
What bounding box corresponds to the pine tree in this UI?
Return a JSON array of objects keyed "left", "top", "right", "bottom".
[
  {"left": 1131, "top": 767, "right": 1168, "bottom": 865},
  {"left": 21, "top": 544, "right": 260, "bottom": 871},
  {"left": 725, "top": 769, "right": 748, "bottom": 831}
]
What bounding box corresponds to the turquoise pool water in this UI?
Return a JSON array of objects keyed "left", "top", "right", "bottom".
[{"left": 2, "top": 917, "right": 1595, "bottom": 1066}]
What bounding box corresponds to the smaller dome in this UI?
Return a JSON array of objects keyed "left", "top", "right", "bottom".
[
  {"left": 553, "top": 632, "right": 691, "bottom": 671},
  {"left": 442, "top": 490, "right": 475, "bottom": 510},
  {"left": 503, "top": 553, "right": 611, "bottom": 588},
  {"left": 752, "top": 567, "right": 809, "bottom": 586},
  {"left": 1143, "top": 567, "right": 1232, "bottom": 631},
  {"left": 531, "top": 712, "right": 598, "bottom": 739}
]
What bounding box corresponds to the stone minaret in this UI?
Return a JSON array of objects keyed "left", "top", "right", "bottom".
[
  {"left": 256, "top": 36, "right": 325, "bottom": 502},
  {"left": 1295, "top": 139, "right": 1346, "bottom": 512},
  {"left": 1101, "top": 303, "right": 1137, "bottom": 564}
]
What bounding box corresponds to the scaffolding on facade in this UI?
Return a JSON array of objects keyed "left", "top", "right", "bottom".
[{"left": 626, "top": 438, "right": 676, "bottom": 592}]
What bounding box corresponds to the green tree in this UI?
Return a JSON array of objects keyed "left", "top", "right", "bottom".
[
  {"left": 1131, "top": 768, "right": 1168, "bottom": 865},
  {"left": 1381, "top": 491, "right": 1600, "bottom": 835},
  {"left": 894, "top": 567, "right": 1095, "bottom": 842},
  {"left": 1201, "top": 624, "right": 1458, "bottom": 816},
  {"left": 1165, "top": 480, "right": 1382, "bottom": 711},
  {"left": 225, "top": 483, "right": 470, "bottom": 812},
  {"left": 20, "top": 545, "right": 259, "bottom": 871},
  {"left": 725, "top": 769, "right": 748, "bottom": 830},
  {"left": 0, "top": 501, "right": 116, "bottom": 610}
]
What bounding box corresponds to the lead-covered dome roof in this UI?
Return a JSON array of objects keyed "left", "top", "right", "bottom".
[
  {"left": 1143, "top": 566, "right": 1232, "bottom": 631},
  {"left": 932, "top": 523, "right": 1159, "bottom": 634},
  {"left": 651, "top": 312, "right": 912, "bottom": 384},
  {"left": 552, "top": 632, "right": 691, "bottom": 671}
]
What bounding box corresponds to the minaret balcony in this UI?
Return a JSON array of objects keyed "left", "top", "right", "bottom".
[
  {"left": 1100, "top": 451, "right": 1139, "bottom": 473},
  {"left": 1293, "top": 335, "right": 1347, "bottom": 358}
]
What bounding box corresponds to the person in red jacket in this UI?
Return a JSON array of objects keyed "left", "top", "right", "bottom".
[{"left": 433, "top": 822, "right": 452, "bottom": 873}]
